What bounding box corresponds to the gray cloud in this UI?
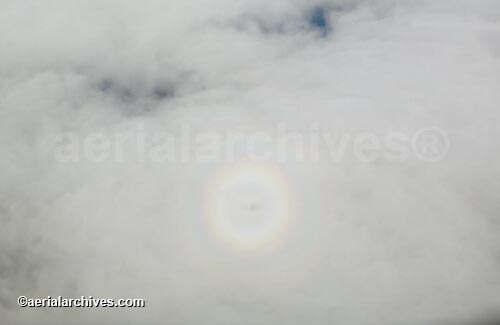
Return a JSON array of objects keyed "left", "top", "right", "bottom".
[{"left": 1, "top": 0, "right": 500, "bottom": 324}]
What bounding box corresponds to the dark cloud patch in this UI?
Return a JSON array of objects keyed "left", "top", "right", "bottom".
[
  {"left": 229, "top": 3, "right": 365, "bottom": 38},
  {"left": 308, "top": 7, "right": 331, "bottom": 37},
  {"left": 94, "top": 78, "right": 176, "bottom": 115}
]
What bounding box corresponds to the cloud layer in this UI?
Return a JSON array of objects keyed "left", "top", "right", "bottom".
[{"left": 1, "top": 0, "right": 500, "bottom": 324}]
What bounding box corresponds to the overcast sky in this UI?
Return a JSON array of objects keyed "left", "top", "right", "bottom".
[{"left": 1, "top": 0, "right": 500, "bottom": 324}]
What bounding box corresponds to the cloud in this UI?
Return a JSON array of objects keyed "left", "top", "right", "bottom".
[{"left": 1, "top": 0, "right": 500, "bottom": 324}]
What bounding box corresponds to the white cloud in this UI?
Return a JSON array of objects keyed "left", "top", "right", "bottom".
[{"left": 1, "top": 0, "right": 500, "bottom": 324}]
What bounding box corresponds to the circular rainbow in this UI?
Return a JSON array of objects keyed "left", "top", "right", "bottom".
[{"left": 203, "top": 162, "right": 294, "bottom": 254}]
